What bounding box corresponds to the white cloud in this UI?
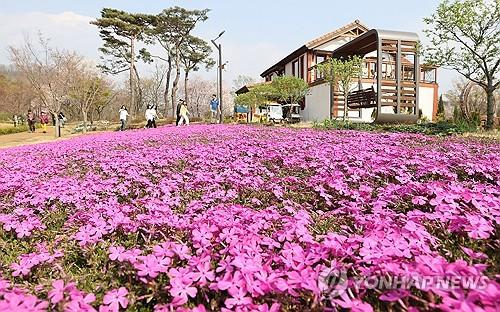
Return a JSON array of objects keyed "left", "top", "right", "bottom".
[
  {"left": 46, "top": 11, "right": 93, "bottom": 26},
  {"left": 0, "top": 11, "right": 100, "bottom": 64},
  {"left": 0, "top": 10, "right": 285, "bottom": 89}
]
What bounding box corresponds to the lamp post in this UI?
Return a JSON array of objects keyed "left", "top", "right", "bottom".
[{"left": 211, "top": 30, "right": 225, "bottom": 124}]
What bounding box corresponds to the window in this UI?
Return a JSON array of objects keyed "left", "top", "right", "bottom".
[
  {"left": 299, "top": 56, "right": 304, "bottom": 79},
  {"left": 316, "top": 55, "right": 326, "bottom": 64},
  {"left": 314, "top": 54, "right": 327, "bottom": 81},
  {"left": 420, "top": 68, "right": 437, "bottom": 83},
  {"left": 292, "top": 60, "right": 299, "bottom": 77},
  {"left": 401, "top": 54, "right": 415, "bottom": 81}
]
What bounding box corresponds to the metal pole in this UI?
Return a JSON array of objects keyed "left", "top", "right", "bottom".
[
  {"left": 396, "top": 40, "right": 401, "bottom": 114},
  {"left": 218, "top": 43, "right": 223, "bottom": 124},
  {"left": 215, "top": 56, "right": 219, "bottom": 101},
  {"left": 376, "top": 36, "right": 382, "bottom": 121},
  {"left": 211, "top": 31, "right": 225, "bottom": 123}
]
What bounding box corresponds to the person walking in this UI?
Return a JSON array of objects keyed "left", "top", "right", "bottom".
[
  {"left": 119, "top": 106, "right": 129, "bottom": 131},
  {"left": 27, "top": 109, "right": 36, "bottom": 133},
  {"left": 40, "top": 111, "right": 49, "bottom": 133},
  {"left": 175, "top": 99, "right": 183, "bottom": 126},
  {"left": 13, "top": 115, "right": 18, "bottom": 127},
  {"left": 151, "top": 106, "right": 158, "bottom": 128},
  {"left": 178, "top": 101, "right": 190, "bottom": 126},
  {"left": 58, "top": 112, "right": 66, "bottom": 127},
  {"left": 210, "top": 94, "right": 219, "bottom": 123},
  {"left": 145, "top": 106, "right": 152, "bottom": 128}
]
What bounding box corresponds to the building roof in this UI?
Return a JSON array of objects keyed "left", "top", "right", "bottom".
[
  {"left": 332, "top": 29, "right": 419, "bottom": 58},
  {"left": 260, "top": 45, "right": 308, "bottom": 78},
  {"left": 305, "top": 20, "right": 369, "bottom": 49},
  {"left": 235, "top": 81, "right": 270, "bottom": 95},
  {"left": 260, "top": 20, "right": 369, "bottom": 78}
]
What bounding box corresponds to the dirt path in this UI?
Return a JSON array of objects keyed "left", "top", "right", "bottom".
[{"left": 0, "top": 126, "right": 86, "bottom": 149}]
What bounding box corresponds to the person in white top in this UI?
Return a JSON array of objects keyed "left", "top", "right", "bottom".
[
  {"left": 178, "top": 102, "right": 190, "bottom": 126},
  {"left": 119, "top": 106, "right": 129, "bottom": 131},
  {"left": 150, "top": 106, "right": 158, "bottom": 128},
  {"left": 145, "top": 106, "right": 152, "bottom": 128}
]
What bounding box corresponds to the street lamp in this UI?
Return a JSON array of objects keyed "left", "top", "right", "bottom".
[{"left": 211, "top": 30, "right": 225, "bottom": 124}]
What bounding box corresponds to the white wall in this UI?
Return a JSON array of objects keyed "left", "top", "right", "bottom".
[
  {"left": 303, "top": 81, "right": 436, "bottom": 123},
  {"left": 302, "top": 83, "right": 331, "bottom": 121},
  {"left": 419, "top": 86, "right": 435, "bottom": 121}
]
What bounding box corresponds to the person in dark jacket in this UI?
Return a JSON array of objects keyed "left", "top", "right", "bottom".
[
  {"left": 27, "top": 109, "right": 36, "bottom": 133},
  {"left": 175, "top": 99, "right": 184, "bottom": 126}
]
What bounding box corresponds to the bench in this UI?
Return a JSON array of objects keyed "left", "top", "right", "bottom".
[{"left": 347, "top": 86, "right": 377, "bottom": 109}]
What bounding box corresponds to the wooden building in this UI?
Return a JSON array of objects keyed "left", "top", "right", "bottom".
[{"left": 253, "top": 20, "right": 439, "bottom": 122}]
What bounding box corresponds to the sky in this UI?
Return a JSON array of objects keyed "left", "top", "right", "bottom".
[{"left": 0, "top": 0, "right": 457, "bottom": 92}]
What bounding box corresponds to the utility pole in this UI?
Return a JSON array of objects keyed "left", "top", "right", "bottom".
[{"left": 211, "top": 31, "right": 225, "bottom": 124}]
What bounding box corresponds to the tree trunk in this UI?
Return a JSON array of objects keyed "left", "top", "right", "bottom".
[
  {"left": 82, "top": 110, "right": 88, "bottom": 134},
  {"left": 343, "top": 90, "right": 349, "bottom": 121},
  {"left": 164, "top": 56, "right": 173, "bottom": 117},
  {"left": 196, "top": 98, "right": 201, "bottom": 118},
  {"left": 134, "top": 66, "right": 143, "bottom": 114},
  {"left": 171, "top": 50, "right": 181, "bottom": 114},
  {"left": 184, "top": 70, "right": 189, "bottom": 107},
  {"left": 54, "top": 114, "right": 60, "bottom": 138},
  {"left": 485, "top": 83, "right": 496, "bottom": 130},
  {"left": 130, "top": 36, "right": 136, "bottom": 114}
]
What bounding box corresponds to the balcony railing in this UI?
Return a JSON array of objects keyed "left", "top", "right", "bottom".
[{"left": 308, "top": 61, "right": 437, "bottom": 84}]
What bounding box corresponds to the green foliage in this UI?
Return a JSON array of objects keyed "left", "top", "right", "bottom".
[
  {"left": 234, "top": 83, "right": 275, "bottom": 109},
  {"left": 235, "top": 76, "right": 309, "bottom": 113},
  {"left": 91, "top": 8, "right": 151, "bottom": 75},
  {"left": 0, "top": 112, "right": 13, "bottom": 121},
  {"left": 453, "top": 105, "right": 481, "bottom": 131},
  {"left": 423, "top": 0, "right": 500, "bottom": 129},
  {"left": 316, "top": 56, "right": 363, "bottom": 121},
  {"left": 145, "top": 7, "right": 210, "bottom": 116},
  {"left": 0, "top": 125, "right": 29, "bottom": 136},
  {"left": 270, "top": 76, "right": 309, "bottom": 104},
  {"left": 314, "top": 119, "right": 477, "bottom": 136},
  {"left": 180, "top": 36, "right": 214, "bottom": 73},
  {"left": 149, "top": 7, "right": 210, "bottom": 44}
]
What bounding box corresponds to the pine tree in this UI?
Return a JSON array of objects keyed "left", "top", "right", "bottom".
[{"left": 91, "top": 8, "right": 150, "bottom": 114}]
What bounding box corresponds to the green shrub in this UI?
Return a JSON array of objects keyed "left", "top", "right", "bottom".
[
  {"left": 0, "top": 125, "right": 29, "bottom": 136},
  {"left": 314, "top": 119, "right": 474, "bottom": 136},
  {"left": 0, "top": 112, "right": 14, "bottom": 122}
]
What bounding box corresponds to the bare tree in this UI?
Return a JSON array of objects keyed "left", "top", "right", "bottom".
[
  {"left": 8, "top": 35, "right": 83, "bottom": 137},
  {"left": 181, "top": 76, "right": 214, "bottom": 117},
  {"left": 0, "top": 71, "right": 35, "bottom": 116},
  {"left": 140, "top": 63, "right": 168, "bottom": 112},
  {"left": 446, "top": 78, "right": 500, "bottom": 122},
  {"left": 70, "top": 62, "right": 113, "bottom": 133}
]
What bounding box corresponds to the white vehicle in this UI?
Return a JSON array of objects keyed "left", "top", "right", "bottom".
[
  {"left": 282, "top": 103, "right": 301, "bottom": 123},
  {"left": 267, "top": 104, "right": 283, "bottom": 122}
]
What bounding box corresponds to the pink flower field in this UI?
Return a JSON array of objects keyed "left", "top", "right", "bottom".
[{"left": 0, "top": 125, "right": 498, "bottom": 312}]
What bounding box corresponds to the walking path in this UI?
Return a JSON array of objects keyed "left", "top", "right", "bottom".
[{"left": 0, "top": 126, "right": 82, "bottom": 149}]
